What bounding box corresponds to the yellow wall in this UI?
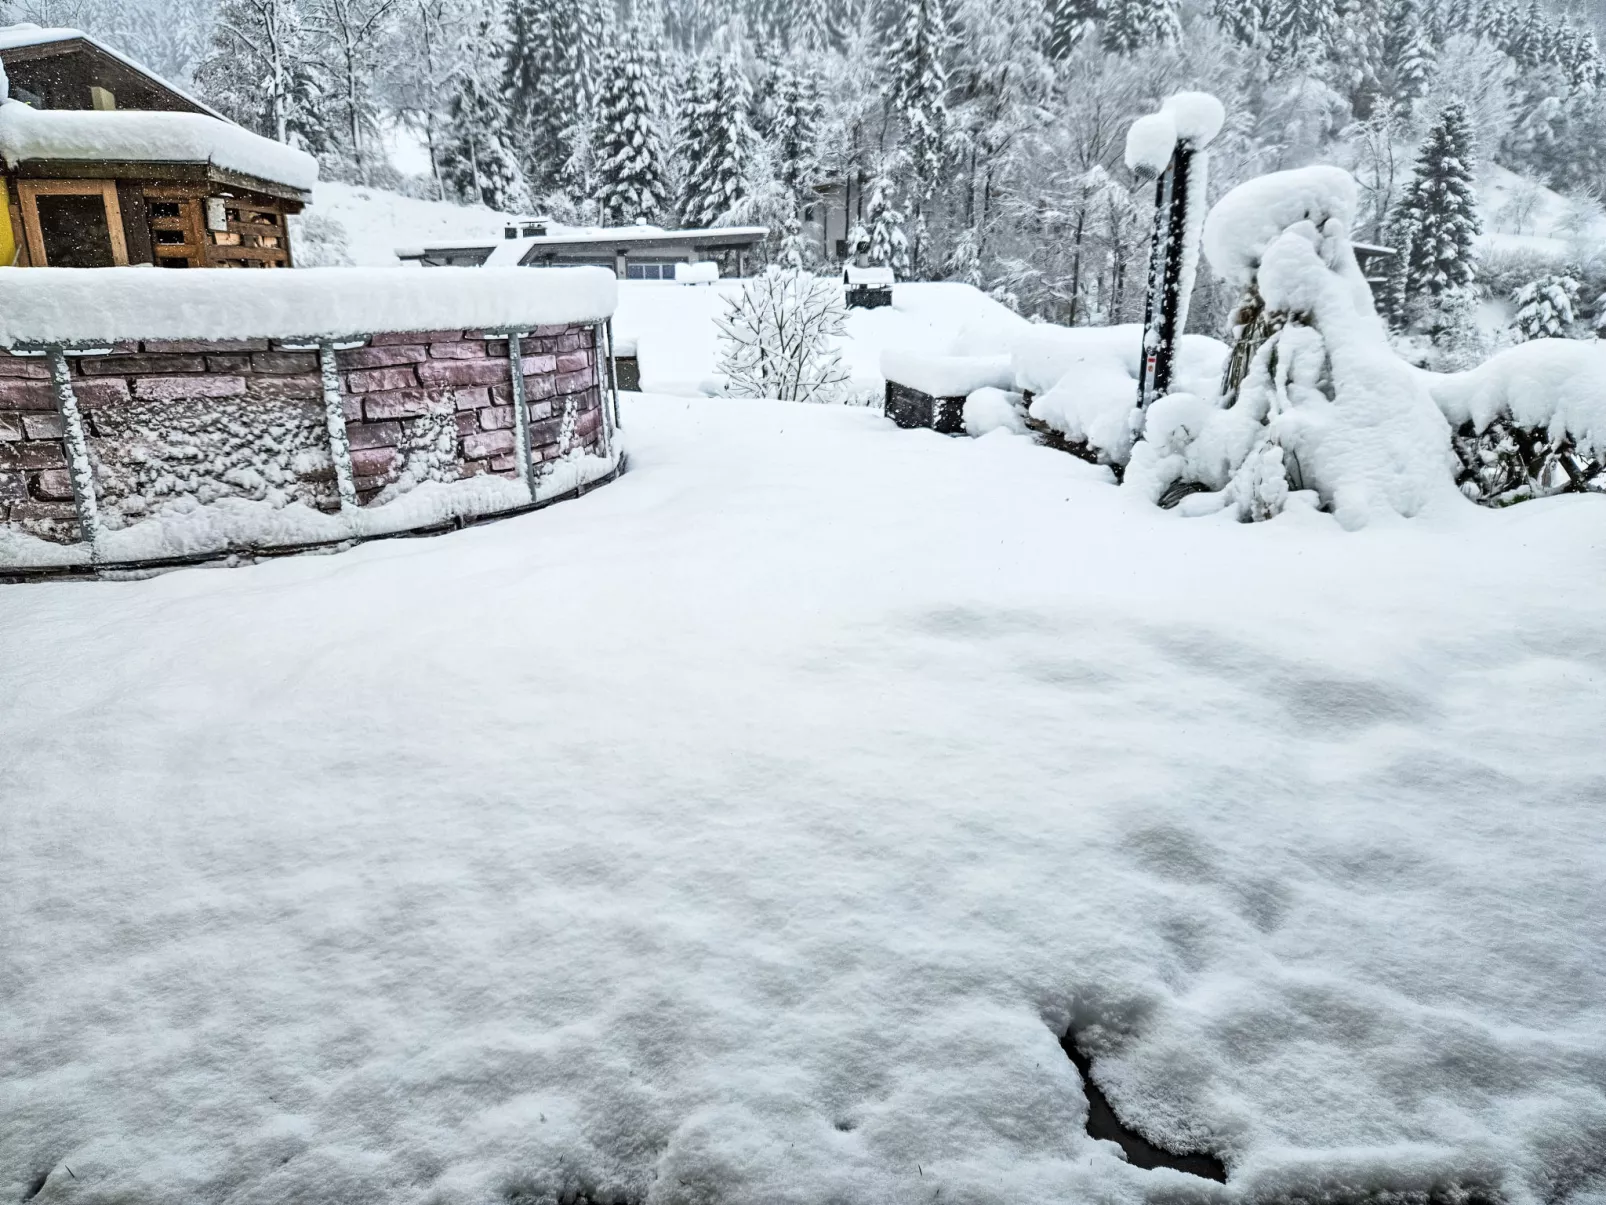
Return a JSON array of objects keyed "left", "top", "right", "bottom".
[{"left": 0, "top": 178, "right": 15, "bottom": 266}]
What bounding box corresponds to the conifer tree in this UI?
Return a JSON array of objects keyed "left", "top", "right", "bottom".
[
  {"left": 1102, "top": 0, "right": 1182, "bottom": 55},
  {"left": 1382, "top": 0, "right": 1435, "bottom": 102},
  {"left": 593, "top": 32, "right": 670, "bottom": 225},
  {"left": 885, "top": 0, "right": 949, "bottom": 193},
  {"left": 1397, "top": 101, "right": 1481, "bottom": 298},
  {"left": 439, "top": 15, "right": 531, "bottom": 212},
  {"left": 865, "top": 172, "right": 911, "bottom": 277},
  {"left": 769, "top": 65, "right": 823, "bottom": 198},
  {"left": 676, "top": 55, "right": 753, "bottom": 228},
  {"left": 505, "top": 0, "right": 580, "bottom": 195},
  {"left": 1047, "top": 0, "right": 1102, "bottom": 59},
  {"left": 1510, "top": 273, "right": 1580, "bottom": 341},
  {"left": 198, "top": 0, "right": 316, "bottom": 145}
]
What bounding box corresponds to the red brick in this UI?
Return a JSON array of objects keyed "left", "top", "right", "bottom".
[
  {"left": 574, "top": 408, "right": 602, "bottom": 439},
  {"left": 478, "top": 405, "right": 514, "bottom": 431},
  {"left": 143, "top": 338, "right": 269, "bottom": 353},
  {"left": 429, "top": 341, "right": 489, "bottom": 360},
  {"left": 454, "top": 411, "right": 480, "bottom": 438},
  {"left": 0, "top": 414, "right": 21, "bottom": 441},
  {"left": 245, "top": 375, "right": 322, "bottom": 401},
  {"left": 416, "top": 358, "right": 507, "bottom": 389},
  {"left": 341, "top": 395, "right": 363, "bottom": 420},
  {"left": 527, "top": 399, "right": 554, "bottom": 422},
  {"left": 489, "top": 452, "right": 520, "bottom": 472},
  {"left": 8, "top": 500, "right": 79, "bottom": 523},
  {"left": 133, "top": 375, "right": 246, "bottom": 401},
  {"left": 346, "top": 421, "right": 402, "bottom": 449},
  {"left": 520, "top": 353, "right": 557, "bottom": 375},
  {"left": 373, "top": 329, "right": 462, "bottom": 346},
  {"left": 22, "top": 414, "right": 64, "bottom": 440},
  {"left": 31, "top": 467, "right": 74, "bottom": 500},
  {"left": 252, "top": 351, "right": 319, "bottom": 375},
  {"left": 363, "top": 388, "right": 438, "bottom": 420},
  {"left": 557, "top": 331, "right": 588, "bottom": 352},
  {"left": 0, "top": 357, "right": 49, "bottom": 379},
  {"left": 82, "top": 354, "right": 206, "bottom": 375},
  {"left": 1, "top": 441, "right": 67, "bottom": 470},
  {"left": 336, "top": 344, "right": 429, "bottom": 369},
  {"left": 556, "top": 369, "right": 593, "bottom": 394},
  {"left": 345, "top": 365, "right": 419, "bottom": 393},
  {"left": 459, "top": 460, "right": 494, "bottom": 479},
  {"left": 205, "top": 355, "right": 253, "bottom": 374},
  {"left": 528, "top": 416, "right": 562, "bottom": 446},
  {"left": 556, "top": 350, "right": 590, "bottom": 373},
  {"left": 532, "top": 324, "right": 570, "bottom": 337},
  {"left": 349, "top": 446, "right": 400, "bottom": 477},
  {"left": 72, "top": 379, "right": 132, "bottom": 408},
  {"left": 0, "top": 470, "right": 25, "bottom": 500},
  {"left": 0, "top": 380, "right": 55, "bottom": 410},
  {"left": 452, "top": 386, "right": 492, "bottom": 412},
  {"left": 461, "top": 429, "right": 515, "bottom": 459}
]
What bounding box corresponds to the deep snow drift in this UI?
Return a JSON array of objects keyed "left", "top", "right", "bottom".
[{"left": 3, "top": 396, "right": 1604, "bottom": 1205}]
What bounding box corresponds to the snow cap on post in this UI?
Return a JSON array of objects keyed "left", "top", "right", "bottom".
[
  {"left": 1201, "top": 165, "right": 1358, "bottom": 287},
  {"left": 1124, "top": 112, "right": 1177, "bottom": 180},
  {"left": 1159, "top": 92, "right": 1225, "bottom": 150}
]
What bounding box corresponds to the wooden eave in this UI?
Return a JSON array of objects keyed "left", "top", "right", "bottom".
[
  {"left": 0, "top": 37, "right": 218, "bottom": 117},
  {"left": 7, "top": 159, "right": 309, "bottom": 205}
]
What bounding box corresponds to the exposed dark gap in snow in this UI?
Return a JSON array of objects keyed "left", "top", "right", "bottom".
[
  {"left": 1060, "top": 1030, "right": 1228, "bottom": 1182},
  {"left": 21, "top": 1170, "right": 49, "bottom": 1201}
]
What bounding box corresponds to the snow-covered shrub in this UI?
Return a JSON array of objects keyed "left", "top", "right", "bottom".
[
  {"left": 715, "top": 268, "right": 850, "bottom": 404},
  {"left": 1427, "top": 338, "right": 1606, "bottom": 504},
  {"left": 1509, "top": 273, "right": 1581, "bottom": 342},
  {"left": 1125, "top": 166, "right": 1461, "bottom": 529}
]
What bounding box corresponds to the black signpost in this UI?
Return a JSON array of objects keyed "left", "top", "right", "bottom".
[{"left": 1136, "top": 140, "right": 1197, "bottom": 410}]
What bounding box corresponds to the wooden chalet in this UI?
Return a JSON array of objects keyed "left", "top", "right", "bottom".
[{"left": 0, "top": 24, "right": 316, "bottom": 270}]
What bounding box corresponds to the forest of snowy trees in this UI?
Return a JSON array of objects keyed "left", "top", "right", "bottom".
[{"left": 6, "top": 0, "right": 1606, "bottom": 355}]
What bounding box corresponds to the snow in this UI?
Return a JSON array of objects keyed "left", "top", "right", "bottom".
[
  {"left": 307, "top": 181, "right": 513, "bottom": 268},
  {"left": 675, "top": 261, "right": 720, "bottom": 284},
  {"left": 880, "top": 350, "right": 1013, "bottom": 399},
  {"left": 1158, "top": 91, "right": 1225, "bottom": 149},
  {"left": 845, "top": 265, "right": 896, "bottom": 286},
  {"left": 1201, "top": 166, "right": 1359, "bottom": 288},
  {"left": 1123, "top": 111, "right": 1176, "bottom": 177},
  {"left": 0, "top": 99, "right": 317, "bottom": 192},
  {"left": 1424, "top": 337, "right": 1606, "bottom": 457},
  {"left": 0, "top": 266, "right": 617, "bottom": 348},
  {"left": 4, "top": 393, "right": 1606, "bottom": 1205},
  {"left": 962, "top": 386, "right": 1027, "bottom": 436}
]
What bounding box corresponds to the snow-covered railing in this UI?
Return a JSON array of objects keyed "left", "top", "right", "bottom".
[{"left": 0, "top": 267, "right": 624, "bottom": 576}]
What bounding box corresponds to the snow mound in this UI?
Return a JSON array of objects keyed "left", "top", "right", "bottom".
[
  {"left": 1124, "top": 112, "right": 1176, "bottom": 177},
  {"left": 1202, "top": 166, "right": 1358, "bottom": 287},
  {"left": 1160, "top": 91, "right": 1225, "bottom": 148},
  {"left": 0, "top": 266, "right": 617, "bottom": 347},
  {"left": 881, "top": 351, "right": 1012, "bottom": 399},
  {"left": 962, "top": 386, "right": 1027, "bottom": 436},
  {"left": 1425, "top": 338, "right": 1606, "bottom": 458},
  {"left": 0, "top": 99, "right": 317, "bottom": 192}
]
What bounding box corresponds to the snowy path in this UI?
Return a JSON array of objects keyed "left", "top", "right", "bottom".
[{"left": 3, "top": 396, "right": 1605, "bottom": 1205}]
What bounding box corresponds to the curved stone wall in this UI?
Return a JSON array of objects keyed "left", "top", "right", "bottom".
[{"left": 0, "top": 323, "right": 621, "bottom": 577}]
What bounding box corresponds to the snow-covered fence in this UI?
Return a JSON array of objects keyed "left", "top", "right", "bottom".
[{"left": 0, "top": 267, "right": 624, "bottom": 576}]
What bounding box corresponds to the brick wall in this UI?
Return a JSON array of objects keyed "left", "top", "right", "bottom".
[{"left": 0, "top": 322, "right": 610, "bottom": 550}]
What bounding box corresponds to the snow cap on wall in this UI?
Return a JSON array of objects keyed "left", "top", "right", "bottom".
[
  {"left": 1160, "top": 92, "right": 1225, "bottom": 149},
  {"left": 0, "top": 266, "right": 619, "bottom": 347},
  {"left": 1124, "top": 92, "right": 1225, "bottom": 178},
  {"left": 1202, "top": 166, "right": 1358, "bottom": 287},
  {"left": 1124, "top": 112, "right": 1177, "bottom": 178}
]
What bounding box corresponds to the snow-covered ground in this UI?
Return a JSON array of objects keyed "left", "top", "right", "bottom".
[
  {"left": 4, "top": 396, "right": 1605, "bottom": 1205},
  {"left": 308, "top": 180, "right": 512, "bottom": 268}
]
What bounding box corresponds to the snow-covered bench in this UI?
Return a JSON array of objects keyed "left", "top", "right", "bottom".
[
  {"left": 880, "top": 350, "right": 1014, "bottom": 436},
  {"left": 0, "top": 266, "right": 625, "bottom": 575}
]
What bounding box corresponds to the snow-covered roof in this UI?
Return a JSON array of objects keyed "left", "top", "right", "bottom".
[
  {"left": 0, "top": 266, "right": 617, "bottom": 348},
  {"left": 0, "top": 99, "right": 318, "bottom": 193},
  {"left": 0, "top": 23, "right": 227, "bottom": 122},
  {"left": 398, "top": 225, "right": 770, "bottom": 261}
]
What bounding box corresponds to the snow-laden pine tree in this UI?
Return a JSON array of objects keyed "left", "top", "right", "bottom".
[
  {"left": 676, "top": 55, "right": 752, "bottom": 228},
  {"left": 885, "top": 0, "right": 948, "bottom": 193},
  {"left": 307, "top": 0, "right": 399, "bottom": 182},
  {"left": 716, "top": 268, "right": 851, "bottom": 403},
  {"left": 593, "top": 32, "right": 670, "bottom": 226},
  {"left": 1102, "top": 0, "right": 1181, "bottom": 55},
  {"left": 1510, "top": 274, "right": 1580, "bottom": 341},
  {"left": 1381, "top": 0, "right": 1435, "bottom": 102},
  {"left": 1397, "top": 101, "right": 1481, "bottom": 299},
  {"left": 865, "top": 173, "right": 911, "bottom": 277},
  {"left": 438, "top": 14, "right": 531, "bottom": 211},
  {"left": 1047, "top": 0, "right": 1101, "bottom": 59},
  {"left": 505, "top": 0, "right": 577, "bottom": 195},
  {"left": 769, "top": 65, "right": 823, "bottom": 199}
]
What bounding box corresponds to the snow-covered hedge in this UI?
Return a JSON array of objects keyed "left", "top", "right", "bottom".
[{"left": 0, "top": 266, "right": 618, "bottom": 348}]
